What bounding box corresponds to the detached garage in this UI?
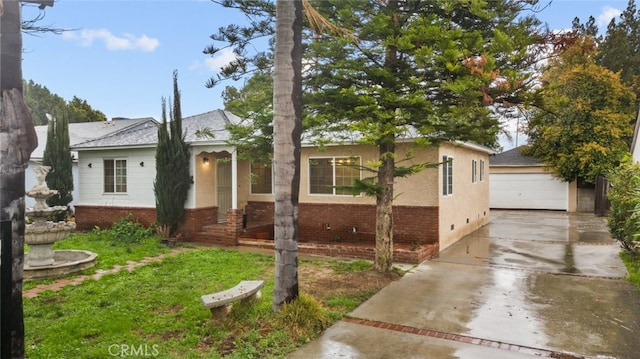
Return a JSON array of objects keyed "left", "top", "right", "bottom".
[{"left": 490, "top": 147, "right": 577, "bottom": 212}]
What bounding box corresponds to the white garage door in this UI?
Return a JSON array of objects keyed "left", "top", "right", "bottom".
[{"left": 490, "top": 173, "right": 568, "bottom": 210}]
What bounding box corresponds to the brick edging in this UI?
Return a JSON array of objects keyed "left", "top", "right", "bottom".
[{"left": 342, "top": 317, "right": 584, "bottom": 359}]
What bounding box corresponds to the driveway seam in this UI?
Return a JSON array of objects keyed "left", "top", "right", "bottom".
[
  {"left": 432, "top": 259, "right": 626, "bottom": 280},
  {"left": 342, "top": 316, "right": 585, "bottom": 359}
]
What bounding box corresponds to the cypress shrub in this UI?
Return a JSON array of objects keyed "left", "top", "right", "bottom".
[{"left": 154, "top": 71, "right": 192, "bottom": 237}]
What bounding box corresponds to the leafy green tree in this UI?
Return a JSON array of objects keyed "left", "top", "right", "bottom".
[
  {"left": 607, "top": 157, "right": 640, "bottom": 252},
  {"left": 23, "top": 80, "right": 66, "bottom": 125},
  {"left": 154, "top": 71, "right": 192, "bottom": 237},
  {"left": 525, "top": 36, "right": 636, "bottom": 184},
  {"left": 23, "top": 80, "right": 106, "bottom": 125},
  {"left": 223, "top": 72, "right": 274, "bottom": 164},
  {"left": 67, "top": 96, "right": 107, "bottom": 123},
  {"left": 42, "top": 111, "right": 74, "bottom": 220},
  {"left": 208, "top": 0, "right": 544, "bottom": 272}
]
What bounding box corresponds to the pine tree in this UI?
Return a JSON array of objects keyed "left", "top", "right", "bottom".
[
  {"left": 42, "top": 111, "right": 73, "bottom": 220},
  {"left": 595, "top": 0, "right": 640, "bottom": 97},
  {"left": 154, "top": 71, "right": 192, "bottom": 237},
  {"left": 208, "top": 0, "right": 543, "bottom": 272}
]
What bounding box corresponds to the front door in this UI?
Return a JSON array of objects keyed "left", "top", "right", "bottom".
[{"left": 217, "top": 159, "right": 232, "bottom": 223}]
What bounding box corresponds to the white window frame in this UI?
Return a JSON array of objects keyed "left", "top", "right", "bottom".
[
  {"left": 104, "top": 158, "right": 127, "bottom": 194},
  {"left": 250, "top": 162, "right": 274, "bottom": 194},
  {"left": 308, "top": 156, "right": 361, "bottom": 196},
  {"left": 480, "top": 159, "right": 485, "bottom": 182},
  {"left": 442, "top": 155, "right": 453, "bottom": 196}
]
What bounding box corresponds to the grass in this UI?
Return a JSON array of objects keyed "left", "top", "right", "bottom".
[
  {"left": 621, "top": 250, "right": 640, "bottom": 288},
  {"left": 23, "top": 229, "right": 171, "bottom": 290},
  {"left": 23, "top": 229, "right": 395, "bottom": 358}
]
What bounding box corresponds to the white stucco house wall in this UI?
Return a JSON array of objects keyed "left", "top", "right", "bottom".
[{"left": 27, "top": 117, "right": 157, "bottom": 210}]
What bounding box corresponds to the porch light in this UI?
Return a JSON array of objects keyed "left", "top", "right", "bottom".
[
  {"left": 203, "top": 157, "right": 210, "bottom": 164},
  {"left": 87, "top": 163, "right": 92, "bottom": 168},
  {"left": 139, "top": 161, "right": 144, "bottom": 167}
]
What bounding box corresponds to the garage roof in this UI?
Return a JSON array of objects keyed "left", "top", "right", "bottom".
[{"left": 490, "top": 146, "right": 542, "bottom": 166}]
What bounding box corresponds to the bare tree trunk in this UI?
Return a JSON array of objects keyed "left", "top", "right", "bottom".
[
  {"left": 374, "top": 139, "right": 395, "bottom": 272},
  {"left": 272, "top": 0, "right": 302, "bottom": 311},
  {"left": 374, "top": 1, "right": 400, "bottom": 273},
  {"left": 0, "top": 2, "right": 39, "bottom": 357}
]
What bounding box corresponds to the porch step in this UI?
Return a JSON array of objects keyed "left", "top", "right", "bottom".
[{"left": 193, "top": 223, "right": 232, "bottom": 244}]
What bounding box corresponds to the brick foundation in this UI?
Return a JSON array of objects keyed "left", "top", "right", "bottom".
[
  {"left": 237, "top": 238, "right": 439, "bottom": 264},
  {"left": 74, "top": 205, "right": 218, "bottom": 238},
  {"left": 74, "top": 201, "right": 441, "bottom": 264},
  {"left": 245, "top": 201, "right": 439, "bottom": 245},
  {"left": 74, "top": 205, "right": 157, "bottom": 231}
]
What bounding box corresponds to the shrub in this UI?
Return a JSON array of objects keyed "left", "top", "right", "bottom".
[
  {"left": 274, "top": 293, "right": 330, "bottom": 343},
  {"left": 608, "top": 159, "right": 640, "bottom": 252},
  {"left": 106, "top": 214, "right": 155, "bottom": 245}
]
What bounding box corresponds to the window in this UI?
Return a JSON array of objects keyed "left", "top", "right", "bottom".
[
  {"left": 309, "top": 156, "right": 360, "bottom": 195},
  {"left": 104, "top": 159, "right": 127, "bottom": 193},
  {"left": 251, "top": 162, "right": 273, "bottom": 194},
  {"left": 480, "top": 159, "right": 485, "bottom": 181},
  {"left": 471, "top": 160, "right": 476, "bottom": 183},
  {"left": 442, "top": 155, "right": 453, "bottom": 196}
]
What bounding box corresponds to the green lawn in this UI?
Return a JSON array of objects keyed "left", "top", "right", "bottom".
[
  {"left": 621, "top": 250, "right": 640, "bottom": 288},
  {"left": 23, "top": 231, "right": 387, "bottom": 358}
]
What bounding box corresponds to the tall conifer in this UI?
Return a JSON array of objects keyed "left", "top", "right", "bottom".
[
  {"left": 42, "top": 111, "right": 73, "bottom": 220},
  {"left": 154, "top": 71, "right": 191, "bottom": 236}
]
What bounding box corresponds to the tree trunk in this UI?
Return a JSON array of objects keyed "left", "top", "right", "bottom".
[
  {"left": 272, "top": 0, "right": 303, "bottom": 311},
  {"left": 374, "top": 138, "right": 395, "bottom": 273},
  {"left": 374, "top": 2, "right": 399, "bottom": 273},
  {"left": 0, "top": 2, "right": 39, "bottom": 357}
]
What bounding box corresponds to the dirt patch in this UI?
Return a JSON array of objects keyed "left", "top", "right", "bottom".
[{"left": 298, "top": 262, "right": 401, "bottom": 304}]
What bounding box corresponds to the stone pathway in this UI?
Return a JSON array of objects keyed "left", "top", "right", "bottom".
[{"left": 23, "top": 248, "right": 190, "bottom": 299}]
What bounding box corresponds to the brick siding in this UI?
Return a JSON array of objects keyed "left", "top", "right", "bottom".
[
  {"left": 245, "top": 201, "right": 439, "bottom": 245},
  {"left": 74, "top": 205, "right": 218, "bottom": 238}
]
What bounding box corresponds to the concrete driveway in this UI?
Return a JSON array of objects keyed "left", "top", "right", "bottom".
[{"left": 288, "top": 210, "right": 640, "bottom": 359}]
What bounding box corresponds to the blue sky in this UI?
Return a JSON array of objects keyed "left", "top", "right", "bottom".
[{"left": 21, "top": 0, "right": 630, "bottom": 122}]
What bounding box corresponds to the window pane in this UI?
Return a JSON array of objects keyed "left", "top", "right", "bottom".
[
  {"left": 309, "top": 158, "right": 333, "bottom": 194},
  {"left": 335, "top": 157, "right": 359, "bottom": 195},
  {"left": 115, "top": 160, "right": 127, "bottom": 192},
  {"left": 251, "top": 162, "right": 272, "bottom": 194},
  {"left": 447, "top": 159, "right": 453, "bottom": 194},
  {"left": 472, "top": 159, "right": 477, "bottom": 183},
  {"left": 442, "top": 156, "right": 453, "bottom": 196},
  {"left": 104, "top": 159, "right": 114, "bottom": 193}
]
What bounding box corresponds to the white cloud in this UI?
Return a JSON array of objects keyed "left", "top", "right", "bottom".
[
  {"left": 598, "top": 6, "right": 622, "bottom": 28},
  {"left": 204, "top": 47, "right": 237, "bottom": 73},
  {"left": 64, "top": 29, "right": 159, "bottom": 52}
]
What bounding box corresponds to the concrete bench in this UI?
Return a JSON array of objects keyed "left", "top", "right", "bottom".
[{"left": 201, "top": 280, "right": 264, "bottom": 319}]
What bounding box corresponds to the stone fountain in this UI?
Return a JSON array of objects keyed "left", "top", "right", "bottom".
[{"left": 23, "top": 166, "right": 97, "bottom": 280}]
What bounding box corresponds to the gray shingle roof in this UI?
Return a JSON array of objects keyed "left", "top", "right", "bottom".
[
  {"left": 71, "top": 110, "right": 241, "bottom": 150},
  {"left": 489, "top": 146, "right": 542, "bottom": 166},
  {"left": 32, "top": 117, "right": 157, "bottom": 159}
]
